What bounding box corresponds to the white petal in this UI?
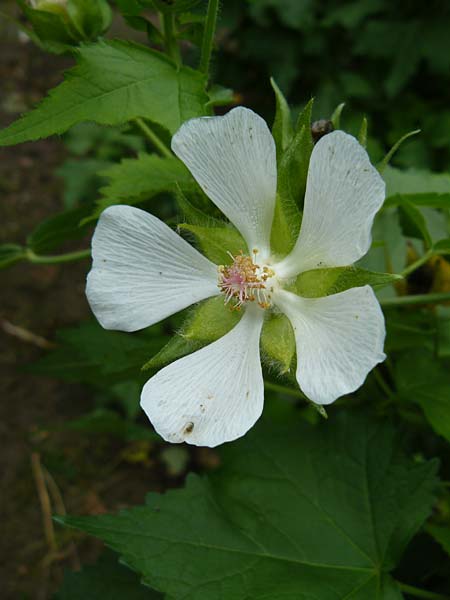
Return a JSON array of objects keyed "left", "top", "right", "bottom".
[
  {"left": 275, "top": 286, "right": 386, "bottom": 405},
  {"left": 275, "top": 131, "right": 385, "bottom": 278},
  {"left": 171, "top": 107, "right": 277, "bottom": 258},
  {"left": 141, "top": 307, "right": 265, "bottom": 447},
  {"left": 86, "top": 205, "right": 219, "bottom": 332}
]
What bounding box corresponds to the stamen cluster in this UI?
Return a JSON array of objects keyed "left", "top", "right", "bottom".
[{"left": 218, "top": 251, "right": 273, "bottom": 309}]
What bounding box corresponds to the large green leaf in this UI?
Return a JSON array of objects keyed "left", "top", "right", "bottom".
[
  {"left": 396, "top": 350, "right": 450, "bottom": 442},
  {"left": 89, "top": 154, "right": 196, "bottom": 220},
  {"left": 55, "top": 550, "right": 161, "bottom": 599},
  {"left": 0, "top": 40, "right": 208, "bottom": 146},
  {"left": 29, "top": 320, "right": 165, "bottom": 386},
  {"left": 383, "top": 166, "right": 450, "bottom": 197},
  {"left": 59, "top": 412, "right": 438, "bottom": 599}
]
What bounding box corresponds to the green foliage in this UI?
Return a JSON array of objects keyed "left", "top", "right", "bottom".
[
  {"left": 29, "top": 320, "right": 165, "bottom": 387},
  {"left": 0, "top": 40, "right": 209, "bottom": 146},
  {"left": 91, "top": 154, "right": 196, "bottom": 220},
  {"left": 58, "top": 412, "right": 438, "bottom": 599},
  {"left": 27, "top": 205, "right": 92, "bottom": 253},
  {"left": 183, "top": 296, "right": 240, "bottom": 343},
  {"left": 55, "top": 551, "right": 161, "bottom": 599},
  {"left": 396, "top": 351, "right": 450, "bottom": 443},
  {"left": 0, "top": 244, "right": 26, "bottom": 269},
  {"left": 427, "top": 525, "right": 450, "bottom": 558}
]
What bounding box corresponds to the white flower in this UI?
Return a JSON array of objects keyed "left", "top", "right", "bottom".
[{"left": 86, "top": 107, "right": 386, "bottom": 447}]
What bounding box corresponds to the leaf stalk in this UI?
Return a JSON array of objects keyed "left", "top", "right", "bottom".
[
  {"left": 199, "top": 0, "right": 220, "bottom": 77},
  {"left": 134, "top": 118, "right": 172, "bottom": 158}
]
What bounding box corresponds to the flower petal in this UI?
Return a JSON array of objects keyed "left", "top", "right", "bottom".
[
  {"left": 275, "top": 286, "right": 386, "bottom": 405},
  {"left": 171, "top": 107, "right": 277, "bottom": 258},
  {"left": 275, "top": 131, "right": 385, "bottom": 278},
  {"left": 141, "top": 307, "right": 265, "bottom": 447},
  {"left": 86, "top": 205, "right": 219, "bottom": 332}
]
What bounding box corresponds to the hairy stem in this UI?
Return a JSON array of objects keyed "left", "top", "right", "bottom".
[
  {"left": 26, "top": 248, "right": 90, "bottom": 264},
  {"left": 134, "top": 118, "right": 172, "bottom": 158},
  {"left": 381, "top": 291, "right": 450, "bottom": 307},
  {"left": 397, "top": 582, "right": 450, "bottom": 600},
  {"left": 199, "top": 0, "right": 220, "bottom": 77},
  {"left": 401, "top": 249, "right": 433, "bottom": 278},
  {"left": 162, "top": 11, "right": 181, "bottom": 65}
]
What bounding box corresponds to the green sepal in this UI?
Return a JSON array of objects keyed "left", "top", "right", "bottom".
[
  {"left": 66, "top": 0, "right": 112, "bottom": 40},
  {"left": 330, "top": 102, "right": 345, "bottom": 129},
  {"left": 183, "top": 296, "right": 240, "bottom": 343},
  {"left": 260, "top": 313, "right": 295, "bottom": 375},
  {"left": 17, "top": 0, "right": 74, "bottom": 53},
  {"left": 292, "top": 266, "right": 402, "bottom": 298},
  {"left": 0, "top": 244, "right": 26, "bottom": 269},
  {"left": 179, "top": 223, "right": 246, "bottom": 264},
  {"left": 277, "top": 98, "right": 314, "bottom": 211},
  {"left": 378, "top": 129, "right": 421, "bottom": 173},
  {"left": 270, "top": 192, "right": 301, "bottom": 258},
  {"left": 358, "top": 116, "right": 368, "bottom": 148},
  {"left": 142, "top": 334, "right": 199, "bottom": 372},
  {"left": 142, "top": 297, "right": 239, "bottom": 371},
  {"left": 270, "top": 77, "right": 293, "bottom": 160}
]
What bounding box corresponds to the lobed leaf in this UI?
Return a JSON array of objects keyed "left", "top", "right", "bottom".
[
  {"left": 0, "top": 40, "right": 209, "bottom": 146},
  {"left": 58, "top": 412, "right": 438, "bottom": 599}
]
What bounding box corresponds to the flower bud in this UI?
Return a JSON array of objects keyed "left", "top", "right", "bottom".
[{"left": 23, "top": 0, "right": 112, "bottom": 51}]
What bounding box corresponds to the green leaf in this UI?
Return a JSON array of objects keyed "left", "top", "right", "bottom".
[
  {"left": 27, "top": 205, "right": 92, "bottom": 253},
  {"left": 383, "top": 166, "right": 450, "bottom": 198},
  {"left": 396, "top": 350, "right": 450, "bottom": 442},
  {"left": 89, "top": 154, "right": 195, "bottom": 220},
  {"left": 58, "top": 412, "right": 438, "bottom": 599},
  {"left": 0, "top": 244, "right": 26, "bottom": 269},
  {"left": 29, "top": 320, "right": 165, "bottom": 386},
  {"left": 427, "top": 525, "right": 450, "bottom": 557},
  {"left": 398, "top": 200, "right": 433, "bottom": 247},
  {"left": 179, "top": 223, "right": 246, "bottom": 264},
  {"left": 0, "top": 40, "right": 208, "bottom": 146},
  {"left": 55, "top": 550, "right": 162, "bottom": 599},
  {"left": 293, "top": 266, "right": 402, "bottom": 298},
  {"left": 270, "top": 77, "right": 293, "bottom": 160},
  {"left": 260, "top": 313, "right": 295, "bottom": 374},
  {"left": 434, "top": 238, "right": 450, "bottom": 255},
  {"left": 385, "top": 193, "right": 450, "bottom": 210}
]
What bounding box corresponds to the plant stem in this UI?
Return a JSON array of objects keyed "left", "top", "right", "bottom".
[
  {"left": 264, "top": 381, "right": 306, "bottom": 399},
  {"left": 397, "top": 582, "right": 450, "bottom": 600},
  {"left": 134, "top": 118, "right": 172, "bottom": 158},
  {"left": 162, "top": 11, "right": 181, "bottom": 65},
  {"left": 381, "top": 291, "right": 450, "bottom": 308},
  {"left": 199, "top": 0, "right": 220, "bottom": 77},
  {"left": 26, "top": 248, "right": 90, "bottom": 264},
  {"left": 401, "top": 249, "right": 433, "bottom": 277}
]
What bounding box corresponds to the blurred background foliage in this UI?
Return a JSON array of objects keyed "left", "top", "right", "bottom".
[{"left": 214, "top": 0, "right": 450, "bottom": 171}]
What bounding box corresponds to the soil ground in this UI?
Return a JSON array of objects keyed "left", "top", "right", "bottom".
[{"left": 0, "top": 9, "right": 196, "bottom": 598}]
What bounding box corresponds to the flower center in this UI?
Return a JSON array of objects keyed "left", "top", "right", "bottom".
[{"left": 218, "top": 251, "right": 275, "bottom": 309}]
